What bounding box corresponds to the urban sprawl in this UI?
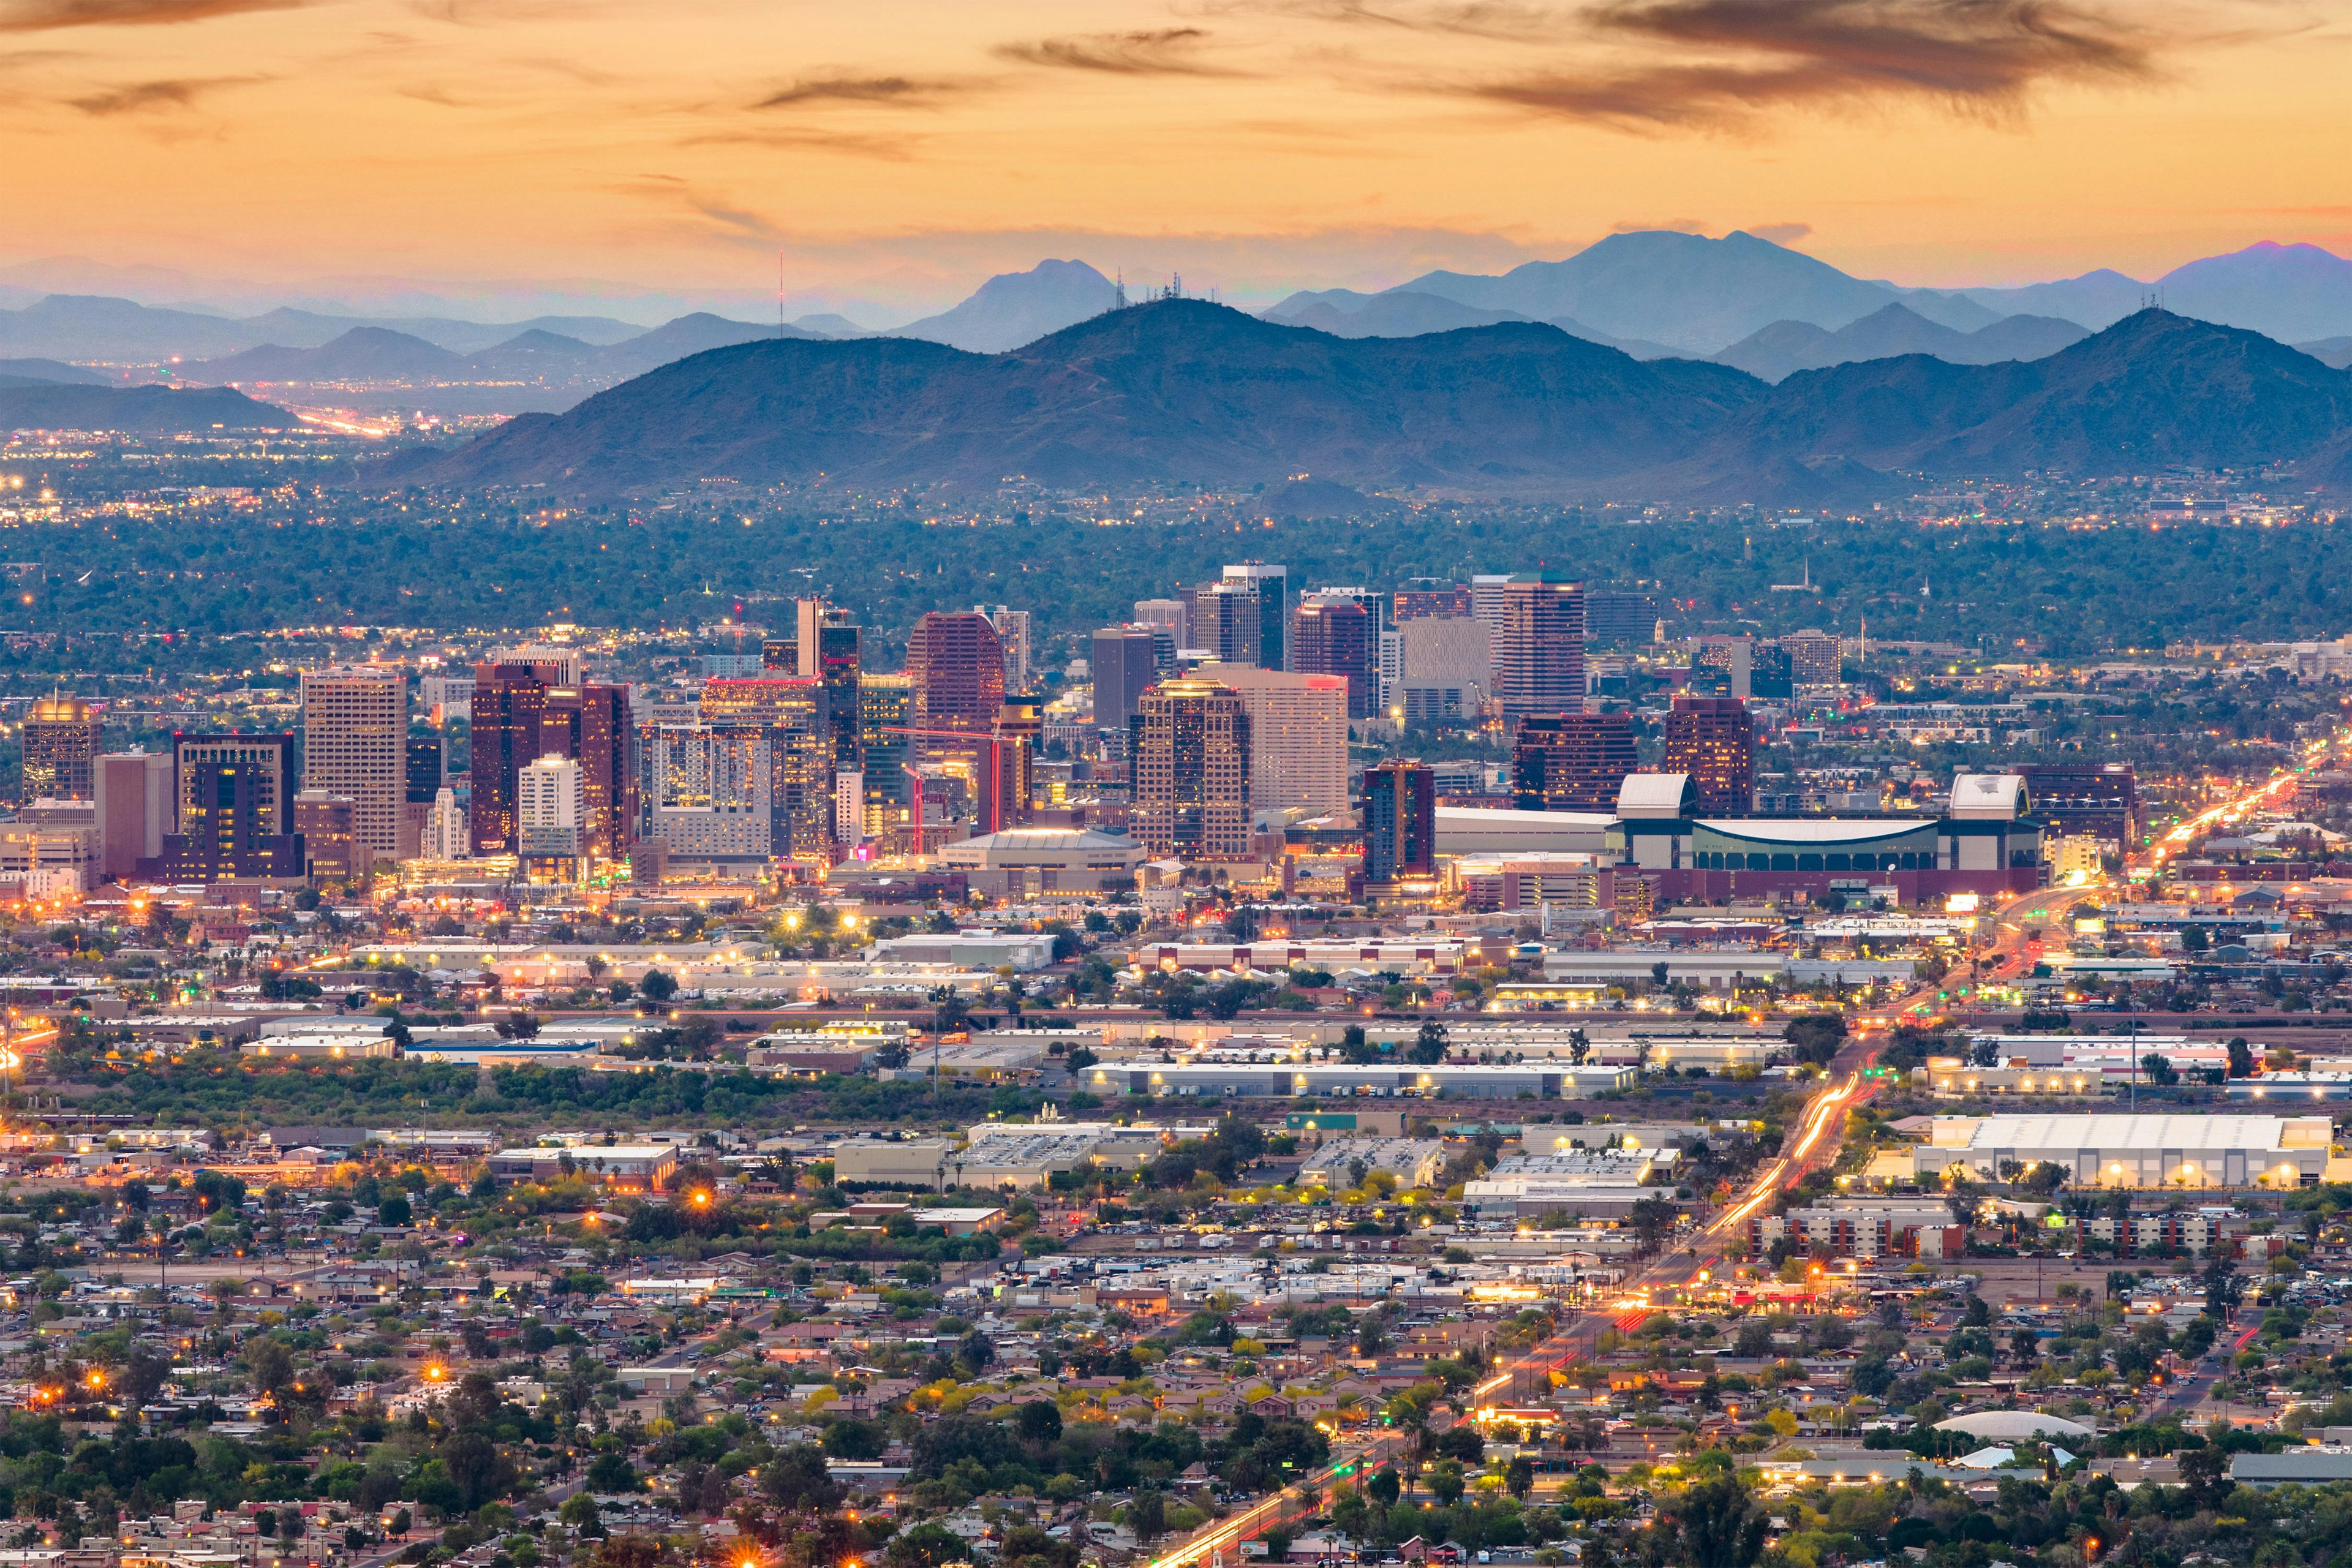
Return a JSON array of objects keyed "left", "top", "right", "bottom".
[{"left": 12, "top": 546, "right": 2352, "bottom": 1568}]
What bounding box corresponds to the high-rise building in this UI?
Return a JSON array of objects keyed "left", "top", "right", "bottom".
[
  {"left": 1512, "top": 712, "right": 1638, "bottom": 812},
  {"left": 1398, "top": 617, "right": 1492, "bottom": 726},
  {"left": 467, "top": 662, "right": 633, "bottom": 862},
  {"left": 300, "top": 665, "right": 405, "bottom": 863},
  {"left": 986, "top": 703, "right": 1042, "bottom": 833},
  {"left": 1469, "top": 574, "right": 1513, "bottom": 639},
  {"left": 1188, "top": 579, "right": 1264, "bottom": 668},
  {"left": 1781, "top": 628, "right": 1843, "bottom": 686},
  {"left": 1129, "top": 677, "right": 1252, "bottom": 861},
  {"left": 833, "top": 771, "right": 865, "bottom": 845},
  {"left": 92, "top": 751, "right": 170, "bottom": 881},
  {"left": 423, "top": 787, "right": 467, "bottom": 860},
  {"left": 858, "top": 674, "right": 913, "bottom": 823},
  {"left": 405, "top": 736, "right": 443, "bottom": 802},
  {"left": 1394, "top": 581, "right": 1471, "bottom": 622},
  {"left": 419, "top": 673, "right": 475, "bottom": 726},
  {"left": 172, "top": 732, "right": 295, "bottom": 839},
  {"left": 1583, "top": 590, "right": 1660, "bottom": 646},
  {"left": 468, "top": 661, "right": 556, "bottom": 855},
  {"left": 294, "top": 790, "right": 358, "bottom": 884},
  {"left": 642, "top": 725, "right": 774, "bottom": 863},
  {"left": 573, "top": 684, "right": 637, "bottom": 864},
  {"left": 1223, "top": 563, "right": 1289, "bottom": 671},
  {"left": 1665, "top": 698, "right": 1755, "bottom": 814},
  {"left": 484, "top": 643, "right": 584, "bottom": 684},
  {"left": 1205, "top": 667, "right": 1349, "bottom": 815},
  {"left": 906, "top": 611, "right": 1005, "bottom": 786},
  {"left": 1691, "top": 638, "right": 1792, "bottom": 702},
  {"left": 800, "top": 605, "right": 862, "bottom": 767},
  {"left": 21, "top": 696, "right": 101, "bottom": 803},
  {"left": 977, "top": 606, "right": 1035, "bottom": 695},
  {"left": 1363, "top": 761, "right": 1436, "bottom": 883},
  {"left": 1133, "top": 597, "right": 1189, "bottom": 647},
  {"left": 518, "top": 753, "right": 586, "bottom": 865},
  {"left": 151, "top": 738, "right": 305, "bottom": 883},
  {"left": 1493, "top": 575, "right": 1585, "bottom": 725},
  {"left": 700, "top": 677, "right": 833, "bottom": 862},
  {"left": 1292, "top": 595, "right": 1374, "bottom": 719},
  {"left": 1091, "top": 627, "right": 1161, "bottom": 734}
]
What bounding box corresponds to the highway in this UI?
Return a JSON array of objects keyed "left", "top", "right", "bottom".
[{"left": 1142, "top": 1432, "right": 1406, "bottom": 1568}]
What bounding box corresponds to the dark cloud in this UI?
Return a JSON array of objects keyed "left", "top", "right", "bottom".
[
  {"left": 1466, "top": 0, "right": 2161, "bottom": 128},
  {"left": 1217, "top": 0, "right": 1565, "bottom": 42},
  {"left": 0, "top": 0, "right": 304, "bottom": 27},
  {"left": 751, "top": 74, "right": 966, "bottom": 110},
  {"left": 995, "top": 26, "right": 1246, "bottom": 75},
  {"left": 69, "top": 73, "right": 259, "bottom": 111}
]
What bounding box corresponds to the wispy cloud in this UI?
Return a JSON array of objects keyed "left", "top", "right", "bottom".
[
  {"left": 0, "top": 0, "right": 304, "bottom": 28},
  {"left": 995, "top": 26, "right": 1248, "bottom": 75},
  {"left": 750, "top": 74, "right": 970, "bottom": 111},
  {"left": 69, "top": 72, "right": 260, "bottom": 112}
]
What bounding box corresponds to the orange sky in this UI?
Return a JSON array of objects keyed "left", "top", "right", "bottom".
[{"left": 4, "top": 0, "right": 2349, "bottom": 314}]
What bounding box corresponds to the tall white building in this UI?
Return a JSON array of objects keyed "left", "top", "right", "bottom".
[
  {"left": 1205, "top": 666, "right": 1349, "bottom": 814},
  {"left": 517, "top": 753, "right": 585, "bottom": 859},
  {"left": 834, "top": 770, "right": 865, "bottom": 844},
  {"left": 644, "top": 725, "right": 772, "bottom": 862},
  {"left": 1469, "top": 574, "right": 1513, "bottom": 647},
  {"left": 300, "top": 665, "right": 405, "bottom": 861},
  {"left": 423, "top": 786, "right": 469, "bottom": 859}
]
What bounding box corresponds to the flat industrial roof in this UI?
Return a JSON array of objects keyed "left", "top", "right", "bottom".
[{"left": 1940, "top": 1114, "right": 2315, "bottom": 1150}]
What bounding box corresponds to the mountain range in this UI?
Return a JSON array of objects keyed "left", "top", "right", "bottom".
[
  {"left": 376, "top": 303, "right": 2352, "bottom": 503},
  {"left": 1265, "top": 232, "right": 2352, "bottom": 359},
  {"left": 1711, "top": 303, "right": 2089, "bottom": 382},
  {"left": 187, "top": 312, "right": 796, "bottom": 387}
]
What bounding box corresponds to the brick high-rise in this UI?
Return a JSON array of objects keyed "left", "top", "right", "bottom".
[
  {"left": 1128, "top": 678, "right": 1251, "bottom": 861},
  {"left": 1512, "top": 712, "right": 1638, "bottom": 812},
  {"left": 469, "top": 661, "right": 634, "bottom": 861},
  {"left": 1362, "top": 760, "right": 1435, "bottom": 883},
  {"left": 1664, "top": 698, "right": 1755, "bottom": 814},
  {"left": 1493, "top": 575, "right": 1585, "bottom": 726},
  {"left": 907, "top": 611, "right": 1005, "bottom": 737},
  {"left": 1292, "top": 595, "right": 1373, "bottom": 718}
]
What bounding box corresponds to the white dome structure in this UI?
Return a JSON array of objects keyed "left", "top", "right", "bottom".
[{"left": 1934, "top": 1411, "right": 2094, "bottom": 1441}]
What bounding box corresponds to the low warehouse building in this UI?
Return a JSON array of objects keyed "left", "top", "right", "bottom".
[
  {"left": 931, "top": 826, "right": 1148, "bottom": 897},
  {"left": 1913, "top": 1113, "right": 2331, "bottom": 1189},
  {"left": 1084, "top": 1061, "right": 1636, "bottom": 1099}
]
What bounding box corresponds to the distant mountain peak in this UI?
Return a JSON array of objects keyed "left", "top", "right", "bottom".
[{"left": 889, "top": 259, "right": 1123, "bottom": 354}]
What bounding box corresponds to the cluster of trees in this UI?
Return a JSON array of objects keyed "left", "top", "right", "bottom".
[{"left": 21, "top": 498, "right": 2352, "bottom": 661}]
